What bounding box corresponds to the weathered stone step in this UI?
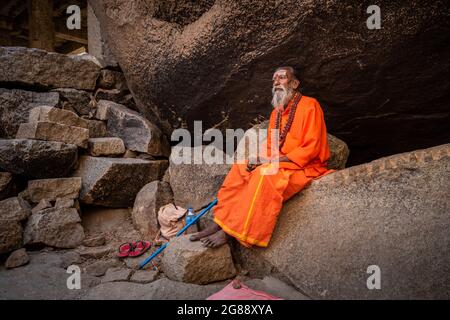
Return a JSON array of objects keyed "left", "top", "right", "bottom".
[
  {"left": 0, "top": 139, "right": 78, "bottom": 178},
  {"left": 73, "top": 156, "right": 168, "bottom": 207},
  {"left": 87, "top": 137, "right": 125, "bottom": 157},
  {"left": 16, "top": 121, "right": 89, "bottom": 148}
]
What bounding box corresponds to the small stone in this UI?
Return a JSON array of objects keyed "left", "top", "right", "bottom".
[
  {"left": 87, "top": 137, "right": 125, "bottom": 157},
  {"left": 16, "top": 122, "right": 89, "bottom": 148},
  {"left": 31, "top": 199, "right": 52, "bottom": 214},
  {"left": 101, "top": 267, "right": 132, "bottom": 283},
  {"left": 5, "top": 248, "right": 29, "bottom": 269},
  {"left": 60, "top": 251, "right": 81, "bottom": 269},
  {"left": 84, "top": 259, "right": 121, "bottom": 277},
  {"left": 82, "top": 234, "right": 106, "bottom": 247},
  {"left": 129, "top": 269, "right": 158, "bottom": 284},
  {"left": 95, "top": 100, "right": 110, "bottom": 120}
]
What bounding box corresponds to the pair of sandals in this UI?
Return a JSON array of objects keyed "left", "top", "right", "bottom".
[{"left": 118, "top": 241, "right": 151, "bottom": 258}]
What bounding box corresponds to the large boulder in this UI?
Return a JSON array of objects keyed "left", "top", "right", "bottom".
[
  {"left": 235, "top": 143, "right": 450, "bottom": 299},
  {"left": 23, "top": 207, "right": 85, "bottom": 248},
  {"left": 96, "top": 100, "right": 170, "bottom": 156},
  {"left": 169, "top": 145, "right": 231, "bottom": 211},
  {"left": 28, "top": 106, "right": 89, "bottom": 129},
  {"left": 89, "top": 0, "right": 450, "bottom": 165},
  {"left": 0, "top": 88, "right": 59, "bottom": 138},
  {"left": 0, "top": 139, "right": 78, "bottom": 178},
  {"left": 132, "top": 181, "right": 173, "bottom": 238},
  {"left": 160, "top": 235, "right": 236, "bottom": 285},
  {"left": 73, "top": 156, "right": 168, "bottom": 207},
  {"left": 0, "top": 47, "right": 100, "bottom": 90}
]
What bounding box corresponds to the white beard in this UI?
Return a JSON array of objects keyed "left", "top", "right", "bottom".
[{"left": 271, "top": 86, "right": 293, "bottom": 109}]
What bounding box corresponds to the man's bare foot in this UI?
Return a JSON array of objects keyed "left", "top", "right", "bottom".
[
  {"left": 200, "top": 230, "right": 228, "bottom": 248},
  {"left": 189, "top": 222, "right": 221, "bottom": 241}
]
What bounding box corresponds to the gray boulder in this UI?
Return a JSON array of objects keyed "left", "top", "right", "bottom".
[
  {"left": 132, "top": 181, "right": 173, "bottom": 239},
  {"left": 73, "top": 156, "right": 168, "bottom": 207},
  {"left": 97, "top": 100, "right": 170, "bottom": 156},
  {"left": 0, "top": 139, "right": 78, "bottom": 178},
  {"left": 89, "top": 0, "right": 450, "bottom": 165},
  {"left": 24, "top": 207, "right": 85, "bottom": 248},
  {"left": 0, "top": 47, "right": 100, "bottom": 90},
  {"left": 0, "top": 88, "right": 59, "bottom": 138},
  {"left": 169, "top": 146, "right": 231, "bottom": 211},
  {"left": 235, "top": 143, "right": 450, "bottom": 299},
  {"left": 161, "top": 235, "right": 236, "bottom": 285}
]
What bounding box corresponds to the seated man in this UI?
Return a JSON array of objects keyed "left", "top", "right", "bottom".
[{"left": 190, "top": 66, "right": 334, "bottom": 248}]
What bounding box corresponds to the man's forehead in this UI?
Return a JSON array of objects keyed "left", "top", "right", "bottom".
[{"left": 273, "top": 69, "right": 288, "bottom": 78}]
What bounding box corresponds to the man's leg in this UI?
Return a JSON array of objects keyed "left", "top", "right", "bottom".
[{"left": 189, "top": 222, "right": 221, "bottom": 241}]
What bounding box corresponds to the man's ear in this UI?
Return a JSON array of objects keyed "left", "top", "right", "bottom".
[{"left": 291, "top": 79, "right": 300, "bottom": 90}]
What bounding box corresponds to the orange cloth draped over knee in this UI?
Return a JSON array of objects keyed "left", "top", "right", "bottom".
[{"left": 213, "top": 95, "right": 336, "bottom": 247}]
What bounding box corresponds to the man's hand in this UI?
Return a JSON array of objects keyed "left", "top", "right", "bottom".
[{"left": 246, "top": 156, "right": 268, "bottom": 172}]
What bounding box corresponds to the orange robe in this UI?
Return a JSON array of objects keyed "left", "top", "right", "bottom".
[{"left": 213, "top": 95, "right": 335, "bottom": 247}]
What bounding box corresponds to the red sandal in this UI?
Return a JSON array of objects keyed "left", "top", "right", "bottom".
[
  {"left": 118, "top": 242, "right": 134, "bottom": 258},
  {"left": 128, "top": 241, "right": 151, "bottom": 257}
]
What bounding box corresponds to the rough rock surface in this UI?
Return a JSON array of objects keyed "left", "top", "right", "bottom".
[
  {"left": 132, "top": 181, "right": 173, "bottom": 238},
  {"left": 51, "top": 88, "right": 93, "bottom": 116},
  {"left": 0, "top": 220, "right": 23, "bottom": 254},
  {"left": 101, "top": 267, "right": 132, "bottom": 283},
  {"left": 89, "top": 0, "right": 450, "bottom": 166},
  {"left": 0, "top": 197, "right": 31, "bottom": 221},
  {"left": 235, "top": 143, "right": 450, "bottom": 299},
  {"left": 97, "top": 100, "right": 170, "bottom": 156},
  {"left": 73, "top": 156, "right": 168, "bottom": 207},
  {"left": 161, "top": 235, "right": 236, "bottom": 285},
  {"left": 0, "top": 88, "right": 59, "bottom": 138},
  {"left": 25, "top": 177, "right": 82, "bottom": 203},
  {"left": 16, "top": 122, "right": 89, "bottom": 148},
  {"left": 0, "top": 47, "right": 100, "bottom": 90},
  {"left": 130, "top": 270, "right": 158, "bottom": 284},
  {"left": 24, "top": 207, "right": 85, "bottom": 248},
  {"left": 5, "top": 248, "right": 30, "bottom": 269},
  {"left": 0, "top": 139, "right": 78, "bottom": 178},
  {"left": 28, "top": 106, "right": 89, "bottom": 129},
  {"left": 169, "top": 146, "right": 231, "bottom": 211},
  {"left": 0, "top": 172, "right": 16, "bottom": 201},
  {"left": 87, "top": 137, "right": 125, "bottom": 157}
]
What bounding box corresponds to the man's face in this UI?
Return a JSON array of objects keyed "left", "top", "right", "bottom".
[
  {"left": 271, "top": 69, "right": 293, "bottom": 108},
  {"left": 272, "top": 69, "right": 290, "bottom": 91}
]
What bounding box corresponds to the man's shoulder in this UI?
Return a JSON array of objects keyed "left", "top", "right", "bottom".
[{"left": 298, "top": 95, "right": 322, "bottom": 112}]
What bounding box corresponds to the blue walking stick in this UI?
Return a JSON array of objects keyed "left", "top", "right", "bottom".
[{"left": 139, "top": 198, "right": 218, "bottom": 269}]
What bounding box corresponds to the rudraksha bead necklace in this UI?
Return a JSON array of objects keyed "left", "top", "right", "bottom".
[{"left": 275, "top": 91, "right": 302, "bottom": 150}]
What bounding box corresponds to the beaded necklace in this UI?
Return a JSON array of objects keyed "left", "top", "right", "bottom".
[{"left": 274, "top": 91, "right": 302, "bottom": 150}]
